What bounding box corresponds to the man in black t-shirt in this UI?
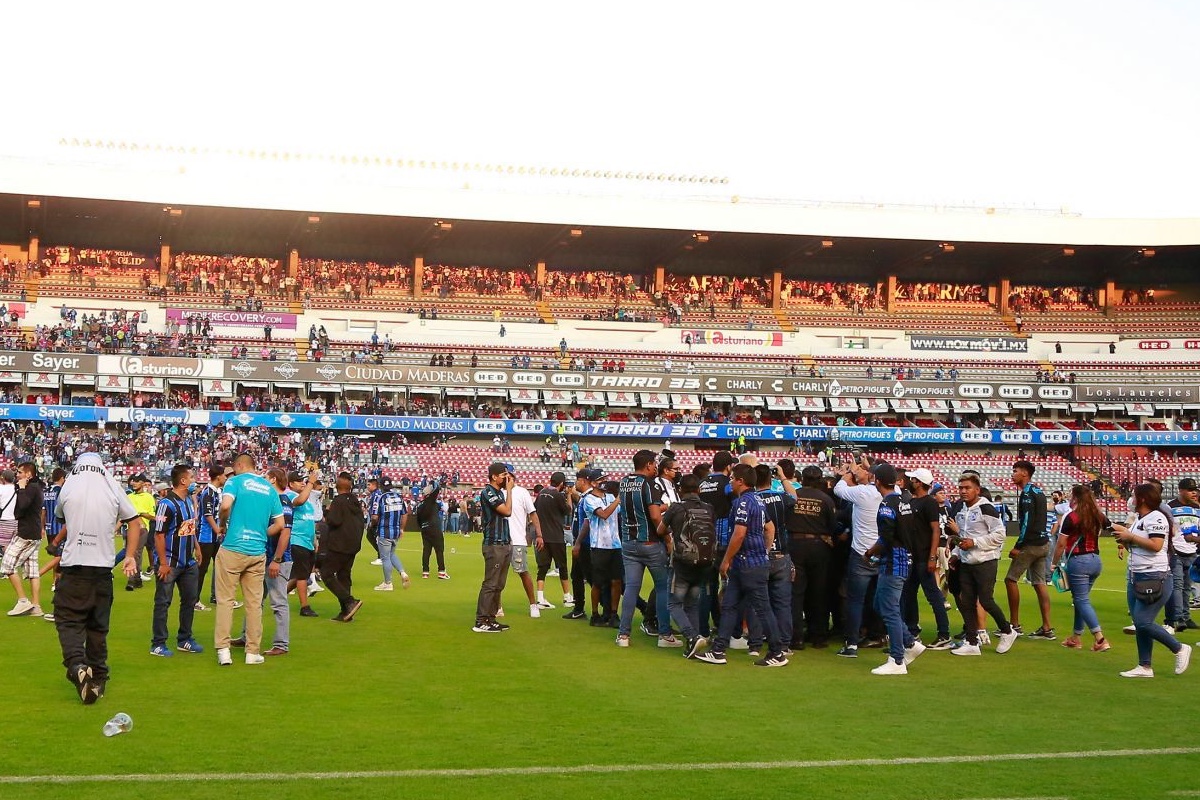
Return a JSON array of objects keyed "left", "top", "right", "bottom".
[
  {"left": 698, "top": 450, "right": 735, "bottom": 636},
  {"left": 786, "top": 465, "right": 836, "bottom": 648},
  {"left": 902, "top": 468, "right": 952, "bottom": 649},
  {"left": 534, "top": 472, "right": 572, "bottom": 609}
]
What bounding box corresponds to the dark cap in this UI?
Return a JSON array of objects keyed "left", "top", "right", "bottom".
[
  {"left": 488, "top": 462, "right": 509, "bottom": 478},
  {"left": 575, "top": 468, "right": 591, "bottom": 479},
  {"left": 584, "top": 468, "right": 606, "bottom": 482},
  {"left": 287, "top": 471, "right": 305, "bottom": 484},
  {"left": 129, "top": 473, "right": 149, "bottom": 484},
  {"left": 367, "top": 477, "right": 380, "bottom": 485},
  {"left": 871, "top": 461, "right": 898, "bottom": 486},
  {"left": 549, "top": 471, "right": 566, "bottom": 486},
  {"left": 1180, "top": 477, "right": 1199, "bottom": 491}
]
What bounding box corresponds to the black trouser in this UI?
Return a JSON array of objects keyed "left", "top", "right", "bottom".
[
  {"left": 152, "top": 563, "right": 200, "bottom": 648},
  {"left": 957, "top": 559, "right": 1011, "bottom": 646},
  {"left": 421, "top": 529, "right": 446, "bottom": 573},
  {"left": 198, "top": 542, "right": 220, "bottom": 603},
  {"left": 53, "top": 567, "right": 114, "bottom": 683},
  {"left": 535, "top": 542, "right": 567, "bottom": 581},
  {"left": 571, "top": 539, "right": 591, "bottom": 613},
  {"left": 322, "top": 551, "right": 358, "bottom": 611},
  {"left": 365, "top": 526, "right": 380, "bottom": 556},
  {"left": 791, "top": 537, "right": 832, "bottom": 644}
]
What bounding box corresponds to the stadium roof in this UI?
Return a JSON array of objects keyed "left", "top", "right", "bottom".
[{"left": 2, "top": 191, "right": 1198, "bottom": 286}]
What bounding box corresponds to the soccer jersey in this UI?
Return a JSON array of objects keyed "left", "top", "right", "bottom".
[
  {"left": 617, "top": 473, "right": 655, "bottom": 543},
  {"left": 288, "top": 489, "right": 317, "bottom": 550},
  {"left": 479, "top": 485, "right": 510, "bottom": 546},
  {"left": 729, "top": 491, "right": 769, "bottom": 569},
  {"left": 197, "top": 484, "right": 221, "bottom": 544},
  {"left": 268, "top": 491, "right": 293, "bottom": 563},
  {"left": 43, "top": 483, "right": 63, "bottom": 541},
  {"left": 582, "top": 491, "right": 620, "bottom": 549},
  {"left": 153, "top": 491, "right": 198, "bottom": 569},
  {"left": 221, "top": 472, "right": 284, "bottom": 558},
  {"left": 56, "top": 453, "right": 139, "bottom": 568},
  {"left": 376, "top": 489, "right": 409, "bottom": 540}
]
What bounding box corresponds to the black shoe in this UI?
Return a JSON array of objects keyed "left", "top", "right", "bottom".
[
  {"left": 494, "top": 621, "right": 511, "bottom": 631},
  {"left": 299, "top": 606, "right": 319, "bottom": 618},
  {"left": 792, "top": 640, "right": 807, "bottom": 651},
  {"left": 563, "top": 609, "right": 587, "bottom": 620},
  {"left": 331, "top": 612, "right": 348, "bottom": 622},
  {"left": 589, "top": 614, "right": 606, "bottom": 627},
  {"left": 229, "top": 637, "right": 246, "bottom": 648},
  {"left": 607, "top": 615, "right": 620, "bottom": 629},
  {"left": 639, "top": 620, "right": 659, "bottom": 637},
  {"left": 343, "top": 599, "right": 364, "bottom": 621},
  {"left": 810, "top": 640, "right": 828, "bottom": 649}
]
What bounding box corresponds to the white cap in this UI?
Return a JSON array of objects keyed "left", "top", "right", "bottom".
[{"left": 908, "top": 468, "right": 935, "bottom": 488}]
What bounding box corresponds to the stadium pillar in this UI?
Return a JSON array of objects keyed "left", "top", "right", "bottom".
[
  {"left": 1103, "top": 280, "right": 1116, "bottom": 313},
  {"left": 413, "top": 256, "right": 424, "bottom": 298},
  {"left": 654, "top": 265, "right": 664, "bottom": 294},
  {"left": 536, "top": 260, "right": 546, "bottom": 285},
  {"left": 998, "top": 278, "right": 1010, "bottom": 314},
  {"left": 771, "top": 269, "right": 781, "bottom": 310},
  {"left": 884, "top": 274, "right": 896, "bottom": 313},
  {"left": 287, "top": 248, "right": 298, "bottom": 278},
  {"left": 26, "top": 235, "right": 38, "bottom": 264},
  {"left": 159, "top": 244, "right": 170, "bottom": 284}
]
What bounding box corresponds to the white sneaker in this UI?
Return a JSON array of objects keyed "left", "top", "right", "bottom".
[
  {"left": 977, "top": 629, "right": 990, "bottom": 645},
  {"left": 729, "top": 637, "right": 750, "bottom": 650},
  {"left": 6, "top": 598, "right": 34, "bottom": 617},
  {"left": 951, "top": 642, "right": 981, "bottom": 656},
  {"left": 245, "top": 653, "right": 265, "bottom": 665},
  {"left": 530, "top": 604, "right": 541, "bottom": 618},
  {"left": 996, "top": 629, "right": 1020, "bottom": 655},
  {"left": 903, "top": 641, "right": 926, "bottom": 665},
  {"left": 374, "top": 582, "right": 394, "bottom": 592},
  {"left": 139, "top": 571, "right": 154, "bottom": 581},
  {"left": 871, "top": 659, "right": 908, "bottom": 675},
  {"left": 615, "top": 635, "right": 630, "bottom": 647},
  {"left": 547, "top": 568, "right": 560, "bottom": 577},
  {"left": 309, "top": 582, "right": 325, "bottom": 594},
  {"left": 217, "top": 648, "right": 232, "bottom": 666},
  {"left": 562, "top": 593, "right": 575, "bottom": 605},
  {"left": 400, "top": 573, "right": 411, "bottom": 589},
  {"left": 371, "top": 558, "right": 383, "bottom": 566},
  {"left": 1123, "top": 624, "right": 1136, "bottom": 635},
  {"left": 1164, "top": 624, "right": 1176, "bottom": 635},
  {"left": 1120, "top": 665, "right": 1154, "bottom": 678},
  {"left": 658, "top": 634, "right": 685, "bottom": 648},
  {"left": 1176, "top": 645, "right": 1193, "bottom": 675},
  {"left": 194, "top": 602, "right": 210, "bottom": 612},
  {"left": 536, "top": 600, "right": 556, "bottom": 609},
  {"left": 232, "top": 601, "right": 244, "bottom": 610}
]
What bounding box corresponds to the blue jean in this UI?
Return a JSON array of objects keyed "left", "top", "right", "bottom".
[
  {"left": 378, "top": 537, "right": 406, "bottom": 584},
  {"left": 747, "top": 555, "right": 794, "bottom": 648},
  {"left": 874, "top": 570, "right": 913, "bottom": 664},
  {"left": 668, "top": 562, "right": 709, "bottom": 640},
  {"left": 151, "top": 563, "right": 199, "bottom": 648},
  {"left": 618, "top": 541, "right": 671, "bottom": 636},
  {"left": 901, "top": 558, "right": 950, "bottom": 638},
  {"left": 844, "top": 553, "right": 877, "bottom": 646},
  {"left": 1065, "top": 553, "right": 1102, "bottom": 635},
  {"left": 1127, "top": 571, "right": 1183, "bottom": 667},
  {"left": 1167, "top": 552, "right": 1196, "bottom": 625},
  {"left": 713, "top": 563, "right": 781, "bottom": 654}
]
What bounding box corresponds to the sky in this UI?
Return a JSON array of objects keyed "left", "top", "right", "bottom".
[{"left": 3, "top": 1, "right": 1199, "bottom": 217}]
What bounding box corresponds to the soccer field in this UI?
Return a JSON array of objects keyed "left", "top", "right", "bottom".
[{"left": 0, "top": 540, "right": 1194, "bottom": 800}]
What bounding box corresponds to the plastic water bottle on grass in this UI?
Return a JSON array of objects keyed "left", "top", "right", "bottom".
[{"left": 103, "top": 713, "right": 132, "bottom": 737}]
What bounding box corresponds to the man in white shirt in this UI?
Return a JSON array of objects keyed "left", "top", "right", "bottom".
[
  {"left": 503, "top": 465, "right": 543, "bottom": 619},
  {"left": 51, "top": 452, "right": 144, "bottom": 704},
  {"left": 832, "top": 456, "right": 885, "bottom": 658}
]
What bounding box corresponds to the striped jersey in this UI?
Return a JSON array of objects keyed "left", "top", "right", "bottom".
[
  {"left": 479, "top": 484, "right": 510, "bottom": 546},
  {"left": 729, "top": 491, "right": 769, "bottom": 569},
  {"left": 43, "top": 483, "right": 63, "bottom": 540},
  {"left": 268, "top": 490, "right": 293, "bottom": 563},
  {"left": 618, "top": 473, "right": 655, "bottom": 542},
  {"left": 376, "top": 489, "right": 409, "bottom": 540},
  {"left": 197, "top": 484, "right": 221, "bottom": 544},
  {"left": 153, "top": 491, "right": 198, "bottom": 569}
]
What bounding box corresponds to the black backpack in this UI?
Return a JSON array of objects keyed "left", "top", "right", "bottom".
[{"left": 672, "top": 499, "right": 716, "bottom": 567}]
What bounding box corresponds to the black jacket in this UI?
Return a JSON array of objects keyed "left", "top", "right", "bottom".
[
  {"left": 324, "top": 493, "right": 365, "bottom": 555},
  {"left": 14, "top": 479, "right": 44, "bottom": 542}
]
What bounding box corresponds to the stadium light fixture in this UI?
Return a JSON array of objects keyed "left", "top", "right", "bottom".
[
  {"left": 821, "top": 239, "right": 834, "bottom": 248},
  {"left": 1062, "top": 247, "right": 1075, "bottom": 256},
  {"left": 939, "top": 242, "right": 955, "bottom": 253},
  {"left": 1141, "top": 248, "right": 1155, "bottom": 257},
  {"left": 693, "top": 232, "right": 709, "bottom": 243}
]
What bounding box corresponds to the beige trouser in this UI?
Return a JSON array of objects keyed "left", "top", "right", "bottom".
[{"left": 213, "top": 548, "right": 266, "bottom": 654}]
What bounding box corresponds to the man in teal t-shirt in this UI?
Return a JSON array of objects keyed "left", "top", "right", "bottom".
[
  {"left": 285, "top": 470, "right": 320, "bottom": 618},
  {"left": 215, "top": 454, "right": 284, "bottom": 665}
]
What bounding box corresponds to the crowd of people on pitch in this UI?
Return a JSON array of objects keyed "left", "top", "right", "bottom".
[{"left": 467, "top": 450, "right": 1200, "bottom": 677}]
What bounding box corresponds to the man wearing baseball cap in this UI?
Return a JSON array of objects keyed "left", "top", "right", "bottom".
[
  {"left": 903, "top": 468, "right": 952, "bottom": 650},
  {"left": 563, "top": 468, "right": 594, "bottom": 620},
  {"left": 1167, "top": 477, "right": 1199, "bottom": 631},
  {"left": 581, "top": 468, "right": 622, "bottom": 626}
]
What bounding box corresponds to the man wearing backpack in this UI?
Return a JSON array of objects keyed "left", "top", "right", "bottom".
[{"left": 658, "top": 474, "right": 716, "bottom": 658}]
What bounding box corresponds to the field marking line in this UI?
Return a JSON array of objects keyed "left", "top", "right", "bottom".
[{"left": 2, "top": 747, "right": 1198, "bottom": 785}]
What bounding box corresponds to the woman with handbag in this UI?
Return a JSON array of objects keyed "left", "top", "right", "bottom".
[
  {"left": 1054, "top": 485, "right": 1110, "bottom": 651},
  {"left": 1111, "top": 482, "right": 1192, "bottom": 678}
]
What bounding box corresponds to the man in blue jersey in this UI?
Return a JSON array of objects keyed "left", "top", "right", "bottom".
[
  {"left": 1004, "top": 460, "right": 1055, "bottom": 639},
  {"left": 698, "top": 451, "right": 735, "bottom": 635},
  {"left": 286, "top": 470, "right": 320, "bottom": 618},
  {"left": 582, "top": 469, "right": 622, "bottom": 627},
  {"left": 748, "top": 464, "right": 796, "bottom": 655},
  {"left": 562, "top": 468, "right": 592, "bottom": 620},
  {"left": 372, "top": 480, "right": 411, "bottom": 591},
  {"left": 38, "top": 468, "right": 66, "bottom": 620},
  {"left": 215, "top": 454, "right": 285, "bottom": 666},
  {"left": 1167, "top": 477, "right": 1199, "bottom": 631},
  {"left": 697, "top": 464, "right": 788, "bottom": 667},
  {"left": 616, "top": 450, "right": 672, "bottom": 648},
  {"left": 148, "top": 464, "right": 204, "bottom": 657},
  {"left": 195, "top": 466, "right": 228, "bottom": 611},
  {"left": 473, "top": 463, "right": 513, "bottom": 633}
]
